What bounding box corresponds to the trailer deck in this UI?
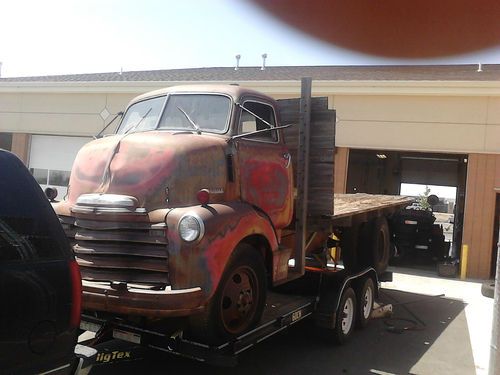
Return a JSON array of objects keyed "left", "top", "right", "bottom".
[
  {"left": 80, "top": 292, "right": 317, "bottom": 367},
  {"left": 80, "top": 268, "right": 380, "bottom": 367}
]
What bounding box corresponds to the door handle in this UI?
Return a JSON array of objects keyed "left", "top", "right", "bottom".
[{"left": 282, "top": 152, "right": 291, "bottom": 168}]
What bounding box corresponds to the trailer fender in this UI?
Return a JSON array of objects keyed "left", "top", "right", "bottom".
[{"left": 165, "top": 202, "right": 278, "bottom": 302}]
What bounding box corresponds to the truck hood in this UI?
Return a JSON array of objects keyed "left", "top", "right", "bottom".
[{"left": 67, "top": 131, "right": 228, "bottom": 211}]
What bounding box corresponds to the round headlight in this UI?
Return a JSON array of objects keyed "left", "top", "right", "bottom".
[{"left": 178, "top": 214, "right": 204, "bottom": 242}]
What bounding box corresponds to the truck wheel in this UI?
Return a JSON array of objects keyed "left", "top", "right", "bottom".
[
  {"left": 356, "top": 277, "right": 374, "bottom": 329},
  {"left": 371, "top": 217, "right": 390, "bottom": 274},
  {"left": 333, "top": 287, "right": 356, "bottom": 344},
  {"left": 189, "top": 243, "right": 267, "bottom": 343}
]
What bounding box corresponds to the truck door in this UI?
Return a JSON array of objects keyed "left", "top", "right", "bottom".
[{"left": 235, "top": 99, "right": 293, "bottom": 229}]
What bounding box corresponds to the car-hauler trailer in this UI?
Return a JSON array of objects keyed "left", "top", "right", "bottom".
[{"left": 54, "top": 78, "right": 413, "bottom": 364}]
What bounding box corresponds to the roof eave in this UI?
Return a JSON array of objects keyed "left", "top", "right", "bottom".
[{"left": 0, "top": 79, "right": 499, "bottom": 96}]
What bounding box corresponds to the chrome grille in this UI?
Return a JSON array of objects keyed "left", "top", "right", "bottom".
[{"left": 60, "top": 216, "right": 169, "bottom": 288}]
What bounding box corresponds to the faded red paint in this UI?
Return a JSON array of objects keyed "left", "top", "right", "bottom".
[
  {"left": 68, "top": 131, "right": 227, "bottom": 211},
  {"left": 165, "top": 203, "right": 279, "bottom": 300},
  {"left": 237, "top": 139, "right": 293, "bottom": 229}
]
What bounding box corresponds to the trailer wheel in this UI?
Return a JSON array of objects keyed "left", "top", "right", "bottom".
[
  {"left": 333, "top": 287, "right": 357, "bottom": 344},
  {"left": 356, "top": 277, "right": 375, "bottom": 328},
  {"left": 371, "top": 217, "right": 390, "bottom": 274},
  {"left": 189, "top": 243, "right": 267, "bottom": 343}
]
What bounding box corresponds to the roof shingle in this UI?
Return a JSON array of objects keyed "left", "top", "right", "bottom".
[{"left": 1, "top": 64, "right": 499, "bottom": 83}]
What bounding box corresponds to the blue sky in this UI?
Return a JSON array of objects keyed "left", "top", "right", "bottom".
[{"left": 1, "top": 0, "right": 499, "bottom": 77}]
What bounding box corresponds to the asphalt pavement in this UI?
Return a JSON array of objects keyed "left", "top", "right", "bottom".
[{"left": 85, "top": 269, "right": 492, "bottom": 375}]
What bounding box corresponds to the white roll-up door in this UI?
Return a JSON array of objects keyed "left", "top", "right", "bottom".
[{"left": 29, "top": 135, "right": 91, "bottom": 199}]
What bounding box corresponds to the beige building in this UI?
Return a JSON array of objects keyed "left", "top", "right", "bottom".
[{"left": 0, "top": 65, "right": 499, "bottom": 279}]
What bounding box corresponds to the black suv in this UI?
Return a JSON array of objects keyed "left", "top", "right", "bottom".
[{"left": 0, "top": 150, "right": 93, "bottom": 374}]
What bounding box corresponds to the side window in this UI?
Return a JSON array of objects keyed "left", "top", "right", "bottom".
[{"left": 239, "top": 101, "right": 277, "bottom": 142}]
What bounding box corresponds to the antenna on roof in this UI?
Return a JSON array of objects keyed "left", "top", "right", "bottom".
[
  {"left": 261, "top": 53, "right": 268, "bottom": 70},
  {"left": 477, "top": 62, "right": 483, "bottom": 72},
  {"left": 235, "top": 55, "right": 241, "bottom": 71}
]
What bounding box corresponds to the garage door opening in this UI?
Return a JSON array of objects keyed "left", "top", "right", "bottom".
[{"left": 347, "top": 149, "right": 467, "bottom": 272}]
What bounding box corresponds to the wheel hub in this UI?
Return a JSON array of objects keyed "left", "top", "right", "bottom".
[{"left": 237, "top": 290, "right": 253, "bottom": 315}]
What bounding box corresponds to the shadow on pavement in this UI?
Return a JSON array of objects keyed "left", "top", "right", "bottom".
[{"left": 90, "top": 288, "right": 475, "bottom": 375}]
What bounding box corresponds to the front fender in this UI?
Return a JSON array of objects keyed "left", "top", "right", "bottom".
[{"left": 165, "top": 202, "right": 278, "bottom": 302}]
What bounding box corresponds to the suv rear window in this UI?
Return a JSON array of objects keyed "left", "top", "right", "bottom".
[{"left": 0, "top": 151, "right": 70, "bottom": 262}]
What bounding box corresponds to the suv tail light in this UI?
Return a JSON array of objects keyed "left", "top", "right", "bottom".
[{"left": 69, "top": 260, "right": 82, "bottom": 328}]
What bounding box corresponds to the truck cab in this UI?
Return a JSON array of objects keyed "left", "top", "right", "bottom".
[{"left": 54, "top": 85, "right": 294, "bottom": 340}]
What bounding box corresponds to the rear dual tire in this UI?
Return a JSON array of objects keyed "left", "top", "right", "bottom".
[
  {"left": 356, "top": 277, "right": 375, "bottom": 329},
  {"left": 334, "top": 287, "right": 357, "bottom": 344},
  {"left": 318, "top": 276, "right": 375, "bottom": 344},
  {"left": 358, "top": 217, "right": 391, "bottom": 274}
]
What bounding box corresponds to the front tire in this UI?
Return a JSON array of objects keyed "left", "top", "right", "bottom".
[{"left": 189, "top": 243, "right": 267, "bottom": 343}]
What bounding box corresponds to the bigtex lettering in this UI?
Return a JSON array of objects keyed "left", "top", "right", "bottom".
[{"left": 96, "top": 351, "right": 131, "bottom": 363}]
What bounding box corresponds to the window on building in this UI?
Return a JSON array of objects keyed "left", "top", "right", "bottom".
[
  {"left": 29, "top": 168, "right": 48, "bottom": 185},
  {"left": 48, "top": 170, "right": 71, "bottom": 186},
  {"left": 0, "top": 133, "right": 13, "bottom": 151}
]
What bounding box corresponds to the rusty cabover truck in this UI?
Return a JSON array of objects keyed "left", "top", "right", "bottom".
[{"left": 54, "top": 78, "right": 412, "bottom": 363}]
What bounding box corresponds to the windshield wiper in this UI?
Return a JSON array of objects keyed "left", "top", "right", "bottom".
[
  {"left": 94, "top": 111, "right": 123, "bottom": 139},
  {"left": 177, "top": 106, "right": 201, "bottom": 134}
]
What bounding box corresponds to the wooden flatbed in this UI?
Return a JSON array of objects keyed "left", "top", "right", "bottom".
[{"left": 330, "top": 194, "right": 414, "bottom": 226}]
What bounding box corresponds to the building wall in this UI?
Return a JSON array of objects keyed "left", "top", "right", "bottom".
[
  {"left": 1, "top": 81, "right": 500, "bottom": 279},
  {"left": 334, "top": 95, "right": 500, "bottom": 154},
  {"left": 462, "top": 154, "right": 500, "bottom": 278},
  {"left": 2, "top": 88, "right": 500, "bottom": 154},
  {"left": 0, "top": 92, "right": 137, "bottom": 137}
]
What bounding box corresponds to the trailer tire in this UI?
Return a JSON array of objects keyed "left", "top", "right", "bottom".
[
  {"left": 333, "top": 287, "right": 357, "bottom": 344},
  {"left": 356, "top": 277, "right": 375, "bottom": 329},
  {"left": 188, "top": 243, "right": 267, "bottom": 344},
  {"left": 371, "top": 217, "right": 391, "bottom": 274}
]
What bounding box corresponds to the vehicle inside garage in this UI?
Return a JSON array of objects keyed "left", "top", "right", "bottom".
[{"left": 346, "top": 149, "right": 468, "bottom": 271}]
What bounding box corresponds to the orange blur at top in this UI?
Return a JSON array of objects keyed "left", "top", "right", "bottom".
[{"left": 251, "top": 0, "right": 500, "bottom": 58}]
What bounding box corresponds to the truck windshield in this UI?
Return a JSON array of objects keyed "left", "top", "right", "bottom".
[{"left": 116, "top": 94, "right": 231, "bottom": 135}]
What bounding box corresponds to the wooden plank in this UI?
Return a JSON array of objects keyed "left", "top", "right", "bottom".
[
  {"left": 279, "top": 93, "right": 336, "bottom": 226},
  {"left": 332, "top": 194, "right": 414, "bottom": 219}
]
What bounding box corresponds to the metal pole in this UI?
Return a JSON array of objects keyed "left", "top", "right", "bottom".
[
  {"left": 489, "top": 222, "right": 500, "bottom": 375},
  {"left": 294, "top": 77, "right": 312, "bottom": 276}
]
